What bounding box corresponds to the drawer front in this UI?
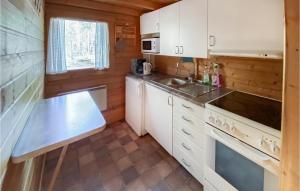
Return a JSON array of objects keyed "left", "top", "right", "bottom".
[
  {"left": 173, "top": 119, "right": 205, "bottom": 148},
  {"left": 173, "top": 130, "right": 204, "bottom": 162},
  {"left": 173, "top": 144, "right": 204, "bottom": 183},
  {"left": 173, "top": 111, "right": 205, "bottom": 134},
  {"left": 173, "top": 96, "right": 205, "bottom": 120}
]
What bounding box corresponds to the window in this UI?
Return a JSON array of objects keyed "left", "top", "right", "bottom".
[
  {"left": 46, "top": 18, "right": 109, "bottom": 74},
  {"left": 65, "top": 20, "right": 96, "bottom": 70}
]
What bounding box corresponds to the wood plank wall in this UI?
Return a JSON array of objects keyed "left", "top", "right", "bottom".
[
  {"left": 0, "top": 0, "right": 45, "bottom": 190},
  {"left": 154, "top": 55, "right": 283, "bottom": 100},
  {"left": 280, "top": 0, "right": 299, "bottom": 189},
  {"left": 44, "top": 1, "right": 141, "bottom": 124}
]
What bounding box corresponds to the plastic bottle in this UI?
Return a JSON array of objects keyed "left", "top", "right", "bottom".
[
  {"left": 211, "top": 63, "right": 221, "bottom": 87},
  {"left": 203, "top": 64, "right": 210, "bottom": 85}
]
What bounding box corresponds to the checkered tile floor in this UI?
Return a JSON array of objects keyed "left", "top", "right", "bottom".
[{"left": 43, "top": 121, "right": 203, "bottom": 191}]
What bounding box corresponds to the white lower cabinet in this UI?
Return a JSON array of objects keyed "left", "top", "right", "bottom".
[
  {"left": 125, "top": 76, "right": 145, "bottom": 136},
  {"left": 173, "top": 95, "right": 205, "bottom": 183},
  {"left": 144, "top": 83, "right": 173, "bottom": 155},
  {"left": 173, "top": 145, "right": 204, "bottom": 183},
  {"left": 129, "top": 80, "right": 206, "bottom": 184}
]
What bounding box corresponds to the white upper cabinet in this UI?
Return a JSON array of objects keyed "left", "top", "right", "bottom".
[
  {"left": 160, "top": 0, "right": 208, "bottom": 58},
  {"left": 179, "top": 0, "right": 208, "bottom": 58},
  {"left": 208, "top": 0, "right": 284, "bottom": 58},
  {"left": 159, "top": 2, "right": 180, "bottom": 57},
  {"left": 140, "top": 10, "right": 160, "bottom": 35}
]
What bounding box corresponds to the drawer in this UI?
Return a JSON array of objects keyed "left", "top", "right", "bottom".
[
  {"left": 173, "top": 119, "right": 205, "bottom": 148},
  {"left": 173, "top": 144, "right": 204, "bottom": 183},
  {"left": 173, "top": 130, "right": 204, "bottom": 161},
  {"left": 173, "top": 111, "right": 205, "bottom": 134},
  {"left": 173, "top": 96, "right": 205, "bottom": 120}
]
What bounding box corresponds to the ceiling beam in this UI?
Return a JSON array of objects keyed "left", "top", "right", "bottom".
[
  {"left": 45, "top": 0, "right": 142, "bottom": 16},
  {"left": 92, "top": 0, "right": 162, "bottom": 11}
]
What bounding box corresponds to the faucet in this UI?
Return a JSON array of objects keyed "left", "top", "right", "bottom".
[
  {"left": 187, "top": 71, "right": 194, "bottom": 83},
  {"left": 175, "top": 61, "right": 180, "bottom": 76}
]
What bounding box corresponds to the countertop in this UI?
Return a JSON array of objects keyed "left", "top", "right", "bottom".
[
  {"left": 11, "top": 91, "right": 106, "bottom": 163},
  {"left": 127, "top": 73, "right": 232, "bottom": 107}
]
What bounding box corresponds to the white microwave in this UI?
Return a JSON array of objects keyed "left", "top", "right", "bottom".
[{"left": 141, "top": 38, "right": 160, "bottom": 53}]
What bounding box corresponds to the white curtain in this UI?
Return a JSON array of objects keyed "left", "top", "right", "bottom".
[
  {"left": 95, "top": 22, "right": 110, "bottom": 70},
  {"left": 46, "top": 18, "right": 67, "bottom": 74}
]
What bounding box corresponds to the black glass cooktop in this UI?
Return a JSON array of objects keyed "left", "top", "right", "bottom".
[{"left": 209, "top": 91, "right": 282, "bottom": 131}]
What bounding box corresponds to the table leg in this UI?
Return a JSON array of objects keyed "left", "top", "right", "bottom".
[{"left": 47, "top": 145, "right": 68, "bottom": 191}]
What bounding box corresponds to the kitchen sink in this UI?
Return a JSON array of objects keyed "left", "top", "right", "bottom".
[
  {"left": 178, "top": 83, "right": 217, "bottom": 97},
  {"left": 152, "top": 77, "right": 217, "bottom": 97},
  {"left": 158, "top": 78, "right": 188, "bottom": 87}
]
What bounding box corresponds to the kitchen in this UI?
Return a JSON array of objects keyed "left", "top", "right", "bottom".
[{"left": 0, "top": 0, "right": 298, "bottom": 191}]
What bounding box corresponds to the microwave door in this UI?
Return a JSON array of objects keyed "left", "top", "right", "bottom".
[{"left": 142, "top": 41, "right": 152, "bottom": 51}]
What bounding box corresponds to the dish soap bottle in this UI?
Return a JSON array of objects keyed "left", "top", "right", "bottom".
[
  {"left": 203, "top": 64, "right": 210, "bottom": 85},
  {"left": 211, "top": 63, "right": 221, "bottom": 87}
]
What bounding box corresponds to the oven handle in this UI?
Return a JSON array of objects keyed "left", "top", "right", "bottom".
[{"left": 210, "top": 129, "right": 271, "bottom": 162}]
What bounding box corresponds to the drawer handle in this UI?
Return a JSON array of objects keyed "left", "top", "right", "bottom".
[
  {"left": 181, "top": 128, "right": 191, "bottom": 136},
  {"left": 181, "top": 143, "right": 191, "bottom": 151},
  {"left": 182, "top": 159, "right": 191, "bottom": 168},
  {"left": 182, "top": 116, "right": 192, "bottom": 123},
  {"left": 182, "top": 104, "right": 192, "bottom": 110}
]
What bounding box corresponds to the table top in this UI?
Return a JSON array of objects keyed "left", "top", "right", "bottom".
[{"left": 11, "top": 91, "right": 106, "bottom": 163}]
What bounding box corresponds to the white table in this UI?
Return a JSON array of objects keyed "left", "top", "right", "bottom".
[{"left": 11, "top": 91, "right": 106, "bottom": 191}]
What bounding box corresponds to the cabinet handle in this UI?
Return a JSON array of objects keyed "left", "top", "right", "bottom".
[
  {"left": 182, "top": 116, "right": 192, "bottom": 123},
  {"left": 209, "top": 35, "right": 216, "bottom": 47},
  {"left": 181, "top": 143, "right": 191, "bottom": 151},
  {"left": 179, "top": 46, "right": 183, "bottom": 54},
  {"left": 156, "top": 23, "right": 160, "bottom": 31},
  {"left": 137, "top": 83, "right": 142, "bottom": 97},
  {"left": 181, "top": 159, "right": 191, "bottom": 168},
  {"left": 182, "top": 104, "right": 192, "bottom": 110},
  {"left": 175, "top": 46, "right": 179, "bottom": 54},
  {"left": 181, "top": 128, "right": 191, "bottom": 136},
  {"left": 168, "top": 96, "right": 173, "bottom": 106}
]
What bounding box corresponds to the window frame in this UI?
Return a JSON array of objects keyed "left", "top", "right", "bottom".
[{"left": 46, "top": 17, "right": 111, "bottom": 74}]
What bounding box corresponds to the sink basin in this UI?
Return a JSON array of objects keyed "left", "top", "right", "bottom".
[
  {"left": 158, "top": 78, "right": 188, "bottom": 87},
  {"left": 178, "top": 83, "right": 216, "bottom": 97}
]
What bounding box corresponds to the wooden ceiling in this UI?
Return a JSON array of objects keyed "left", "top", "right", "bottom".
[
  {"left": 45, "top": 0, "right": 178, "bottom": 16},
  {"left": 91, "top": 0, "right": 179, "bottom": 12}
]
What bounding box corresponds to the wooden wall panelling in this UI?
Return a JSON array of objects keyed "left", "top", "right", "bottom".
[
  {"left": 280, "top": 0, "right": 299, "bottom": 189},
  {"left": 0, "top": 0, "right": 45, "bottom": 189},
  {"left": 44, "top": 2, "right": 142, "bottom": 124},
  {"left": 154, "top": 55, "right": 283, "bottom": 100}
]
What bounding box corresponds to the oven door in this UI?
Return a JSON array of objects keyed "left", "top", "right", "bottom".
[{"left": 204, "top": 123, "right": 279, "bottom": 191}]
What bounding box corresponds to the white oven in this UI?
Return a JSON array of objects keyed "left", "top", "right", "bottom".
[
  {"left": 141, "top": 38, "right": 160, "bottom": 53},
  {"left": 203, "top": 123, "right": 279, "bottom": 191}
]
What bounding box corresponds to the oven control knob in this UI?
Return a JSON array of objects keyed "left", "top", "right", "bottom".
[
  {"left": 223, "top": 122, "right": 230, "bottom": 130},
  {"left": 270, "top": 142, "right": 277, "bottom": 153},
  {"left": 216, "top": 119, "right": 222, "bottom": 127},
  {"left": 209, "top": 116, "right": 215, "bottom": 123},
  {"left": 258, "top": 138, "right": 265, "bottom": 146},
  {"left": 230, "top": 126, "right": 235, "bottom": 132}
]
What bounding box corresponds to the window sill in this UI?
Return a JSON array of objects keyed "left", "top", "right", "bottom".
[{"left": 45, "top": 68, "right": 110, "bottom": 81}]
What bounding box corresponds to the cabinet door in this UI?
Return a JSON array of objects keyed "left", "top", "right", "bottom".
[
  {"left": 179, "top": 0, "right": 208, "bottom": 58},
  {"left": 208, "top": 0, "right": 284, "bottom": 55},
  {"left": 159, "top": 2, "right": 180, "bottom": 56},
  {"left": 140, "top": 10, "right": 160, "bottom": 35},
  {"left": 125, "top": 77, "right": 143, "bottom": 136},
  {"left": 144, "top": 83, "right": 173, "bottom": 155}
]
